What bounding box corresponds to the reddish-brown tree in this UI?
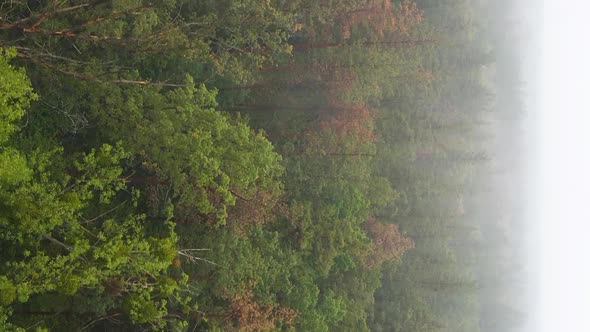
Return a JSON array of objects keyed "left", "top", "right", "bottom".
[
  {"left": 294, "top": 0, "right": 426, "bottom": 52},
  {"left": 226, "top": 190, "right": 283, "bottom": 234},
  {"left": 362, "top": 217, "right": 414, "bottom": 269},
  {"left": 227, "top": 289, "right": 297, "bottom": 331},
  {"left": 320, "top": 103, "right": 376, "bottom": 144}
]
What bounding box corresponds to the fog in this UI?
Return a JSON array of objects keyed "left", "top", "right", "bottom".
[
  {"left": 453, "top": 0, "right": 590, "bottom": 330},
  {"left": 497, "top": 0, "right": 590, "bottom": 330},
  {"left": 537, "top": 0, "right": 590, "bottom": 330}
]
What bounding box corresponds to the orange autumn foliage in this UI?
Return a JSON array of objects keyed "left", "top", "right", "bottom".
[
  {"left": 320, "top": 103, "right": 376, "bottom": 144},
  {"left": 338, "top": 0, "right": 424, "bottom": 40},
  {"left": 228, "top": 289, "right": 297, "bottom": 331},
  {"left": 226, "top": 190, "right": 283, "bottom": 235},
  {"left": 362, "top": 217, "right": 414, "bottom": 269}
]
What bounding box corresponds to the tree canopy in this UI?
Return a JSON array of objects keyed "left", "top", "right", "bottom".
[{"left": 0, "top": 0, "right": 526, "bottom": 330}]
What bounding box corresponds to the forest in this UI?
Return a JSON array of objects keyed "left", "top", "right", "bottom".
[{"left": 0, "top": 0, "right": 528, "bottom": 331}]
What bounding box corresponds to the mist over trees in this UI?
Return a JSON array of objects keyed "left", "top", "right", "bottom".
[{"left": 0, "top": 0, "right": 529, "bottom": 331}]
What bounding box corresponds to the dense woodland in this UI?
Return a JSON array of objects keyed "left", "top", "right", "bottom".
[{"left": 0, "top": 0, "right": 528, "bottom": 331}]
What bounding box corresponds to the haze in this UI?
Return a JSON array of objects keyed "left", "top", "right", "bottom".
[{"left": 538, "top": 0, "right": 590, "bottom": 331}]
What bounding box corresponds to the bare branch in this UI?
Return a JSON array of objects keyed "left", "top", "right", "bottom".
[
  {"left": 177, "top": 249, "right": 225, "bottom": 268},
  {"left": 15, "top": 51, "right": 190, "bottom": 87},
  {"left": 42, "top": 233, "right": 72, "bottom": 251}
]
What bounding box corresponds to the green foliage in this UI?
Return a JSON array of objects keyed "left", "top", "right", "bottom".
[
  {"left": 123, "top": 293, "right": 164, "bottom": 325},
  {"left": 0, "top": 51, "right": 195, "bottom": 330},
  {"left": 0, "top": 277, "right": 16, "bottom": 306},
  {"left": 0, "top": 49, "right": 36, "bottom": 190},
  {"left": 0, "top": 0, "right": 501, "bottom": 330},
  {"left": 0, "top": 48, "right": 37, "bottom": 143}
]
